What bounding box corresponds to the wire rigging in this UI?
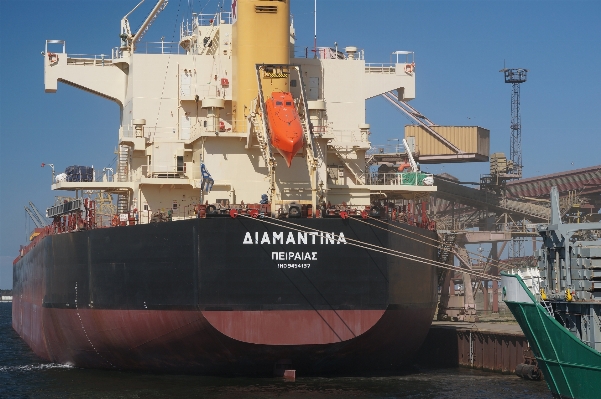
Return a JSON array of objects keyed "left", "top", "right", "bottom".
[
  {"left": 364, "top": 215, "right": 516, "bottom": 270},
  {"left": 239, "top": 214, "right": 501, "bottom": 281}
]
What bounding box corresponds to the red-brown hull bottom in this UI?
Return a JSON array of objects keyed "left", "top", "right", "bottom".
[{"left": 19, "top": 306, "right": 435, "bottom": 375}]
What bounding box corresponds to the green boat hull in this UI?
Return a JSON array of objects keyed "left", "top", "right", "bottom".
[{"left": 502, "top": 273, "right": 601, "bottom": 399}]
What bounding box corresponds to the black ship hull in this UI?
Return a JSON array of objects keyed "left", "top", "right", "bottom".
[{"left": 13, "top": 217, "right": 438, "bottom": 375}]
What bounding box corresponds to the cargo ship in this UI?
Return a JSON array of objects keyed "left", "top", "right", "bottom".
[
  {"left": 503, "top": 186, "right": 601, "bottom": 399},
  {"left": 13, "top": 0, "right": 440, "bottom": 374}
]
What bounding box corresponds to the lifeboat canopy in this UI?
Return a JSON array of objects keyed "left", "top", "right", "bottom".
[{"left": 265, "top": 92, "right": 304, "bottom": 167}]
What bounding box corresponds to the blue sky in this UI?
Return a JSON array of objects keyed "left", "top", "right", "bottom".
[{"left": 0, "top": 0, "right": 600, "bottom": 288}]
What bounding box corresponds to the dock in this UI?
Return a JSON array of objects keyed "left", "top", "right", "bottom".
[{"left": 417, "top": 321, "right": 530, "bottom": 373}]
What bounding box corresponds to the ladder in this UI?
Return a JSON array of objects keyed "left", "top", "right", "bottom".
[
  {"left": 198, "top": 26, "right": 219, "bottom": 55},
  {"left": 330, "top": 145, "right": 365, "bottom": 185},
  {"left": 438, "top": 232, "right": 457, "bottom": 264},
  {"left": 118, "top": 145, "right": 130, "bottom": 183},
  {"left": 292, "top": 65, "right": 319, "bottom": 212},
  {"left": 117, "top": 145, "right": 130, "bottom": 215},
  {"left": 253, "top": 67, "right": 277, "bottom": 202}
]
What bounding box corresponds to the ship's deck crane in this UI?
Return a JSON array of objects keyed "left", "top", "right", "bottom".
[
  {"left": 120, "top": 0, "right": 168, "bottom": 51},
  {"left": 24, "top": 202, "right": 48, "bottom": 228}
]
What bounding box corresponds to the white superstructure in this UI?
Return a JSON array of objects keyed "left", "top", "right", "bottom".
[{"left": 43, "top": 1, "right": 434, "bottom": 224}]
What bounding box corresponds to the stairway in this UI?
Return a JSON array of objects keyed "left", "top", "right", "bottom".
[
  {"left": 118, "top": 145, "right": 130, "bottom": 183},
  {"left": 249, "top": 99, "right": 272, "bottom": 169},
  {"left": 438, "top": 232, "right": 457, "bottom": 264},
  {"left": 117, "top": 194, "right": 128, "bottom": 215},
  {"left": 331, "top": 145, "right": 365, "bottom": 185},
  {"left": 117, "top": 145, "right": 130, "bottom": 215},
  {"left": 252, "top": 70, "right": 276, "bottom": 201},
  {"left": 199, "top": 26, "right": 219, "bottom": 55}
]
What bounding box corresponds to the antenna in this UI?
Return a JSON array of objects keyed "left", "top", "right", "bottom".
[{"left": 313, "top": 0, "right": 317, "bottom": 58}]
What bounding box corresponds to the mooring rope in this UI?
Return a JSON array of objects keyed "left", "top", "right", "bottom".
[{"left": 360, "top": 216, "right": 511, "bottom": 270}]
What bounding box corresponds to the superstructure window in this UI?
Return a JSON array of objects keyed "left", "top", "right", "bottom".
[
  {"left": 285, "top": 101, "right": 292, "bottom": 106},
  {"left": 276, "top": 101, "right": 283, "bottom": 106}
]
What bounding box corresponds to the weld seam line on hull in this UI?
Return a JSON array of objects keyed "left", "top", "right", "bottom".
[
  {"left": 74, "top": 281, "right": 116, "bottom": 368},
  {"left": 242, "top": 215, "right": 499, "bottom": 281}
]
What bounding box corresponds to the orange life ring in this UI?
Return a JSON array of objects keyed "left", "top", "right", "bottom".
[
  {"left": 404, "top": 63, "right": 415, "bottom": 74},
  {"left": 48, "top": 52, "right": 59, "bottom": 63}
]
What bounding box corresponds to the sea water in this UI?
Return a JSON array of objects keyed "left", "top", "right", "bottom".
[{"left": 0, "top": 303, "right": 551, "bottom": 398}]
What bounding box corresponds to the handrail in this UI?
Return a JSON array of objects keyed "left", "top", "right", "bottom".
[
  {"left": 293, "top": 46, "right": 365, "bottom": 60},
  {"left": 366, "top": 172, "right": 434, "bottom": 186},
  {"left": 365, "top": 63, "right": 396, "bottom": 74},
  {"left": 66, "top": 54, "right": 112, "bottom": 66},
  {"left": 329, "top": 130, "right": 366, "bottom": 143}
]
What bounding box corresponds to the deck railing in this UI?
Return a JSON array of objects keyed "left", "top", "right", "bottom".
[
  {"left": 66, "top": 54, "right": 112, "bottom": 66},
  {"left": 365, "top": 63, "right": 396, "bottom": 74},
  {"left": 366, "top": 172, "right": 434, "bottom": 186}
]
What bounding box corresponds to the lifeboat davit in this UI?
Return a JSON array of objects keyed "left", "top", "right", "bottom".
[{"left": 265, "top": 92, "right": 304, "bottom": 167}]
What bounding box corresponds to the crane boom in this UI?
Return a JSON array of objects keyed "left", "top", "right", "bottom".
[
  {"left": 29, "top": 202, "right": 48, "bottom": 227},
  {"left": 25, "top": 206, "right": 44, "bottom": 228},
  {"left": 132, "top": 0, "right": 168, "bottom": 49},
  {"left": 403, "top": 138, "right": 418, "bottom": 172}
]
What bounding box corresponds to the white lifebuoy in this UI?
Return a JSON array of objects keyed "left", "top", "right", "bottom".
[
  {"left": 48, "top": 52, "right": 59, "bottom": 64},
  {"left": 405, "top": 62, "right": 415, "bottom": 74}
]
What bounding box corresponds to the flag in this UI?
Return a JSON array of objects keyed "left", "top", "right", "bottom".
[{"left": 200, "top": 163, "right": 214, "bottom": 193}]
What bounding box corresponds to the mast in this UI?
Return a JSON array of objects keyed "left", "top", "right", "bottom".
[{"left": 313, "top": 0, "right": 317, "bottom": 58}]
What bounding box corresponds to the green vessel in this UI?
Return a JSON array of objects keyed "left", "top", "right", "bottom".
[
  {"left": 502, "top": 272, "right": 601, "bottom": 399},
  {"left": 502, "top": 186, "right": 601, "bottom": 399}
]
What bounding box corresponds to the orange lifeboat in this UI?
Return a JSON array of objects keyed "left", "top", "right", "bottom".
[{"left": 265, "top": 92, "right": 304, "bottom": 167}]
